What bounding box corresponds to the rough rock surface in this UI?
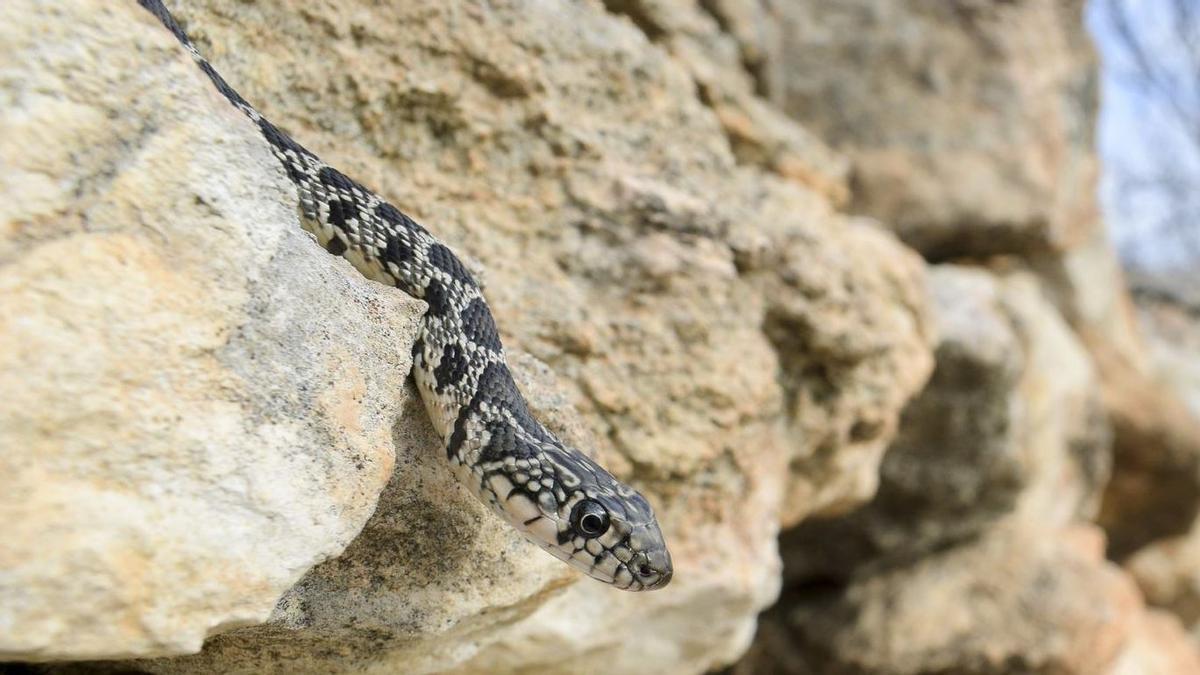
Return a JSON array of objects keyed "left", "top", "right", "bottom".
[
  {"left": 756, "top": 0, "right": 1100, "bottom": 261},
  {"left": 600, "top": 0, "right": 851, "bottom": 204},
  {"left": 1092, "top": 331, "right": 1200, "bottom": 558},
  {"left": 1127, "top": 523, "right": 1200, "bottom": 641},
  {"left": 711, "top": 0, "right": 1200, "bottom": 670},
  {"left": 1078, "top": 269, "right": 1200, "bottom": 560},
  {"left": 3, "top": 0, "right": 933, "bottom": 672},
  {"left": 780, "top": 266, "right": 1110, "bottom": 582},
  {"left": 742, "top": 0, "right": 1200, "bottom": 566},
  {"left": 0, "top": 0, "right": 436, "bottom": 660},
  {"left": 732, "top": 266, "right": 1142, "bottom": 674},
  {"left": 1108, "top": 609, "right": 1200, "bottom": 675},
  {"left": 738, "top": 523, "right": 1200, "bottom": 675}
]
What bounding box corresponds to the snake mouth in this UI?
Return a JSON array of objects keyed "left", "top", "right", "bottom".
[
  {"left": 567, "top": 548, "right": 673, "bottom": 590},
  {"left": 637, "top": 566, "right": 672, "bottom": 590},
  {"left": 629, "top": 551, "right": 673, "bottom": 590}
]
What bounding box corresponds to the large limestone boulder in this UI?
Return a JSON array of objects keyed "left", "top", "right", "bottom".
[
  {"left": 4, "top": 0, "right": 933, "bottom": 672},
  {"left": 0, "top": 0, "right": 434, "bottom": 660}
]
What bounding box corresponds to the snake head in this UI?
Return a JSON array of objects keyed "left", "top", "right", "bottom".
[
  {"left": 478, "top": 442, "right": 673, "bottom": 591},
  {"left": 557, "top": 489, "right": 673, "bottom": 591}
]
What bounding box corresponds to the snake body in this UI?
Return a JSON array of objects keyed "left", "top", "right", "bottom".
[{"left": 139, "top": 0, "right": 671, "bottom": 591}]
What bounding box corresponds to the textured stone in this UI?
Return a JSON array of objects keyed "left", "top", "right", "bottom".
[
  {"left": 744, "top": 1, "right": 1191, "bottom": 564},
  {"left": 781, "top": 266, "right": 1108, "bottom": 581},
  {"left": 761, "top": 217, "right": 935, "bottom": 524},
  {"left": 1035, "top": 240, "right": 1200, "bottom": 566},
  {"left": 698, "top": 0, "right": 1200, "bottom": 672},
  {"left": 757, "top": 0, "right": 1099, "bottom": 261},
  {"left": 0, "top": 0, "right": 430, "bottom": 659},
  {"left": 737, "top": 523, "right": 1169, "bottom": 675},
  {"left": 4, "top": 0, "right": 933, "bottom": 672},
  {"left": 601, "top": 0, "right": 851, "bottom": 203}
]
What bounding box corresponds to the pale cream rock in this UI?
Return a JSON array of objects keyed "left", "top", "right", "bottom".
[{"left": 0, "top": 0, "right": 431, "bottom": 660}]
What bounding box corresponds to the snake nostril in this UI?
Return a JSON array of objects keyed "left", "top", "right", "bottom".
[{"left": 637, "top": 563, "right": 654, "bottom": 578}]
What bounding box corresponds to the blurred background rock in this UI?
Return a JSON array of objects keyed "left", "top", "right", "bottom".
[{"left": 2, "top": 1, "right": 1198, "bottom": 673}]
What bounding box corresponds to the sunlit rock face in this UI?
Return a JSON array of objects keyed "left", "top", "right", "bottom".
[{"left": 2, "top": 1, "right": 933, "bottom": 672}]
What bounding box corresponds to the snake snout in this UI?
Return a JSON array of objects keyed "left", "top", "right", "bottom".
[{"left": 631, "top": 548, "right": 673, "bottom": 590}]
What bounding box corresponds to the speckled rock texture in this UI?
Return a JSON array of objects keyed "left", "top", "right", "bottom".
[
  {"left": 600, "top": 0, "right": 852, "bottom": 204},
  {"left": 0, "top": 0, "right": 433, "bottom": 659},
  {"left": 2, "top": 0, "right": 933, "bottom": 673},
  {"left": 733, "top": 266, "right": 1200, "bottom": 674}
]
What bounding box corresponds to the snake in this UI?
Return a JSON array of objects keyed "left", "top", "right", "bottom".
[{"left": 138, "top": 0, "right": 672, "bottom": 591}]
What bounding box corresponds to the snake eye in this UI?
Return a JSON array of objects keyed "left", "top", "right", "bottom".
[{"left": 570, "top": 499, "right": 610, "bottom": 538}]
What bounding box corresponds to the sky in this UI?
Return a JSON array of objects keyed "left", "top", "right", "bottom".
[{"left": 1087, "top": 0, "right": 1200, "bottom": 272}]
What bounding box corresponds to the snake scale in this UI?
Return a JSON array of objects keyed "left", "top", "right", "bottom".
[{"left": 138, "top": 0, "right": 672, "bottom": 591}]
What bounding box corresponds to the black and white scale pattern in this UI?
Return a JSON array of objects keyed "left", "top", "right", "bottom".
[{"left": 138, "top": 0, "right": 672, "bottom": 591}]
